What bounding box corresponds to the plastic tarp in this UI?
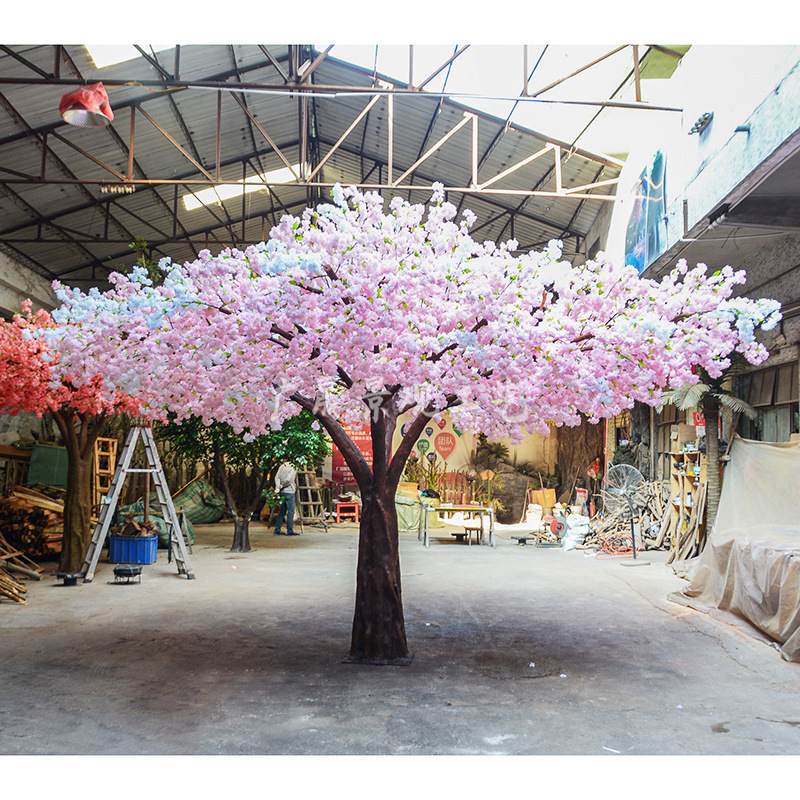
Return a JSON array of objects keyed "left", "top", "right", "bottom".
[
  {"left": 27, "top": 443, "right": 69, "bottom": 488},
  {"left": 677, "top": 435, "right": 800, "bottom": 661},
  {"left": 118, "top": 477, "right": 228, "bottom": 548},
  {"left": 172, "top": 477, "right": 227, "bottom": 524},
  {"left": 395, "top": 492, "right": 420, "bottom": 532}
]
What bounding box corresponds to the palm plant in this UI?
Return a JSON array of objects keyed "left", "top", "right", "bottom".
[{"left": 660, "top": 356, "right": 757, "bottom": 531}]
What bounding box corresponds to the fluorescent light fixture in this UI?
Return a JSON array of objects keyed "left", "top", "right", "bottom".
[
  {"left": 183, "top": 165, "right": 300, "bottom": 211},
  {"left": 86, "top": 45, "right": 173, "bottom": 69}
]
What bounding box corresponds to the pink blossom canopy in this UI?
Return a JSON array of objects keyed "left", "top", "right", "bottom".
[
  {"left": 0, "top": 300, "right": 139, "bottom": 419},
  {"left": 48, "top": 185, "right": 781, "bottom": 441}
]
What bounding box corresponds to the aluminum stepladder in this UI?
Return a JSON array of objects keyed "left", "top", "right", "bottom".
[{"left": 81, "top": 425, "right": 195, "bottom": 583}]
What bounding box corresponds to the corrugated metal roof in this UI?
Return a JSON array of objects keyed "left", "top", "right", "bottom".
[{"left": 0, "top": 44, "right": 621, "bottom": 287}]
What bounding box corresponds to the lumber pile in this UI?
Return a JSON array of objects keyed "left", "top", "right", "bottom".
[
  {"left": 0, "top": 528, "right": 44, "bottom": 604},
  {"left": 0, "top": 564, "right": 27, "bottom": 604},
  {"left": 0, "top": 485, "right": 65, "bottom": 559},
  {"left": 667, "top": 481, "right": 707, "bottom": 565},
  {"left": 595, "top": 481, "right": 672, "bottom": 552}
]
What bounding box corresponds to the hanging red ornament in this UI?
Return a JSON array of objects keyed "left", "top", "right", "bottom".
[{"left": 59, "top": 82, "right": 114, "bottom": 127}]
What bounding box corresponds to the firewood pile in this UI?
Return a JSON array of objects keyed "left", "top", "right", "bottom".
[
  {"left": 112, "top": 515, "right": 157, "bottom": 538},
  {"left": 591, "top": 481, "right": 672, "bottom": 553},
  {"left": 0, "top": 529, "right": 44, "bottom": 604},
  {"left": 0, "top": 485, "right": 65, "bottom": 559}
]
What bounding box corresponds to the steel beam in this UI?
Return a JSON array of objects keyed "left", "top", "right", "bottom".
[
  {"left": 300, "top": 46, "right": 334, "bottom": 83},
  {"left": 308, "top": 93, "right": 382, "bottom": 180},
  {"left": 417, "top": 45, "right": 470, "bottom": 91},
  {"left": 136, "top": 105, "right": 216, "bottom": 182},
  {"left": 392, "top": 113, "right": 474, "bottom": 186}
]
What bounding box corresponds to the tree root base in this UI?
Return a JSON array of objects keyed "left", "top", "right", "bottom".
[{"left": 342, "top": 652, "right": 415, "bottom": 666}]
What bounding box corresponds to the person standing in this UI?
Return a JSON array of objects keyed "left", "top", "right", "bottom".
[{"left": 274, "top": 461, "right": 298, "bottom": 535}]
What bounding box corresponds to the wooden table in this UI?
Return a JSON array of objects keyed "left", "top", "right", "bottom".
[{"left": 418, "top": 503, "right": 495, "bottom": 548}]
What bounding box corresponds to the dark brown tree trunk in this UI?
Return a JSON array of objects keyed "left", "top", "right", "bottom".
[
  {"left": 59, "top": 449, "right": 94, "bottom": 573},
  {"left": 703, "top": 396, "right": 721, "bottom": 532},
  {"left": 52, "top": 408, "right": 107, "bottom": 574},
  {"left": 210, "top": 438, "right": 261, "bottom": 553},
  {"left": 292, "top": 390, "right": 421, "bottom": 664},
  {"left": 231, "top": 515, "right": 251, "bottom": 553},
  {"left": 348, "top": 485, "right": 409, "bottom": 663}
]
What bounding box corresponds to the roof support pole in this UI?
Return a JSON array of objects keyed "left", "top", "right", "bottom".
[
  {"left": 300, "top": 45, "right": 334, "bottom": 83},
  {"left": 417, "top": 45, "right": 470, "bottom": 91},
  {"left": 216, "top": 91, "right": 222, "bottom": 181},
  {"left": 40, "top": 133, "right": 47, "bottom": 180},
  {"left": 471, "top": 113, "right": 478, "bottom": 188},
  {"left": 128, "top": 107, "right": 135, "bottom": 181},
  {"left": 242, "top": 161, "right": 246, "bottom": 240},
  {"left": 387, "top": 93, "right": 393, "bottom": 185},
  {"left": 173, "top": 185, "right": 178, "bottom": 240},
  {"left": 51, "top": 132, "right": 127, "bottom": 181},
  {"left": 530, "top": 45, "right": 628, "bottom": 98},
  {"left": 258, "top": 45, "right": 290, "bottom": 83},
  {"left": 553, "top": 145, "right": 563, "bottom": 193},
  {"left": 477, "top": 144, "right": 555, "bottom": 191}
]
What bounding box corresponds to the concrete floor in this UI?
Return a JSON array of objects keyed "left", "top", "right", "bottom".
[{"left": 2, "top": 520, "right": 800, "bottom": 760}]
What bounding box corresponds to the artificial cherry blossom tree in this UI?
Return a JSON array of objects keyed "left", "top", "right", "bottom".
[
  {"left": 49, "top": 185, "right": 781, "bottom": 662},
  {"left": 0, "top": 302, "right": 139, "bottom": 573}
]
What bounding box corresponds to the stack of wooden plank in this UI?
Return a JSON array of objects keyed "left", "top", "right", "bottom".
[
  {"left": 0, "top": 564, "right": 27, "bottom": 604},
  {"left": 0, "top": 485, "right": 64, "bottom": 558},
  {"left": 595, "top": 480, "right": 672, "bottom": 552},
  {"left": 667, "top": 481, "right": 707, "bottom": 565},
  {"left": 0, "top": 530, "right": 43, "bottom": 604}
]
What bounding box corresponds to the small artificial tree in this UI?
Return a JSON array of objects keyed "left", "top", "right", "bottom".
[
  {"left": 661, "top": 356, "right": 758, "bottom": 530},
  {"left": 157, "top": 410, "right": 330, "bottom": 552},
  {"left": 50, "top": 184, "right": 781, "bottom": 662},
  {"left": 0, "top": 302, "right": 138, "bottom": 572}
]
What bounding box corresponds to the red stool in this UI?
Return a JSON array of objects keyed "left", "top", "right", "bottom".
[{"left": 336, "top": 501, "right": 360, "bottom": 524}]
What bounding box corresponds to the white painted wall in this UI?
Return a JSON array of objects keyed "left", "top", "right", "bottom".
[{"left": 605, "top": 46, "right": 800, "bottom": 269}]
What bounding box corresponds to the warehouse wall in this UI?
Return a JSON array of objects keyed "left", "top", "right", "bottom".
[{"left": 0, "top": 251, "right": 57, "bottom": 320}]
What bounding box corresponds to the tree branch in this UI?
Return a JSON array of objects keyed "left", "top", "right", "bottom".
[
  {"left": 387, "top": 394, "right": 462, "bottom": 488},
  {"left": 290, "top": 393, "right": 372, "bottom": 491}
]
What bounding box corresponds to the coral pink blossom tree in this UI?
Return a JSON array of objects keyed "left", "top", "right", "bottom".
[
  {"left": 50, "top": 185, "right": 780, "bottom": 662},
  {"left": 0, "top": 302, "right": 139, "bottom": 573}
]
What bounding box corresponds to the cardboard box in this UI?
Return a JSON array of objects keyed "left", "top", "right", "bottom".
[
  {"left": 671, "top": 424, "right": 697, "bottom": 450},
  {"left": 529, "top": 488, "right": 557, "bottom": 512}
]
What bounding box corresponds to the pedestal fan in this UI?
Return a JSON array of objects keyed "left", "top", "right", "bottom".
[{"left": 602, "top": 464, "right": 650, "bottom": 566}]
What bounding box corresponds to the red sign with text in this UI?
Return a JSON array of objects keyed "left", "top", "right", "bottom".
[
  {"left": 434, "top": 432, "right": 456, "bottom": 460},
  {"left": 693, "top": 411, "right": 722, "bottom": 437},
  {"left": 332, "top": 424, "right": 373, "bottom": 485}
]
